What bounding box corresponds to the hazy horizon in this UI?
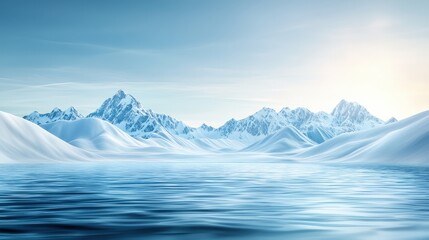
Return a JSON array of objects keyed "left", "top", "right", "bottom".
[{"left": 1, "top": 0, "right": 428, "bottom": 126}]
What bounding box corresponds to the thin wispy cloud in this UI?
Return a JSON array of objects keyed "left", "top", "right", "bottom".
[{"left": 0, "top": 0, "right": 428, "bottom": 126}]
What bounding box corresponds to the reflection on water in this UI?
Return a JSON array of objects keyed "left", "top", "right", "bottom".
[{"left": 0, "top": 161, "right": 428, "bottom": 239}]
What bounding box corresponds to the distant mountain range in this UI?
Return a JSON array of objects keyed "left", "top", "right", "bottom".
[
  {"left": 24, "top": 90, "right": 395, "bottom": 144},
  {"left": 1, "top": 107, "right": 427, "bottom": 165},
  {"left": 24, "top": 106, "right": 83, "bottom": 125},
  {"left": 1, "top": 90, "right": 427, "bottom": 165}
]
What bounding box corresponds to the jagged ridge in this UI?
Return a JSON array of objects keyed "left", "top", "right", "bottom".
[{"left": 23, "top": 90, "right": 392, "bottom": 144}]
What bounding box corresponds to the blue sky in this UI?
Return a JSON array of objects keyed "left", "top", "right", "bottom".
[{"left": 0, "top": 0, "right": 428, "bottom": 127}]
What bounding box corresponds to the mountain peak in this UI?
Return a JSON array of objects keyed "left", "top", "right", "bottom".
[
  {"left": 331, "top": 99, "right": 365, "bottom": 116},
  {"left": 87, "top": 90, "right": 194, "bottom": 138},
  {"left": 386, "top": 117, "right": 398, "bottom": 124},
  {"left": 65, "top": 106, "right": 77, "bottom": 112},
  {"left": 280, "top": 107, "right": 291, "bottom": 112},
  {"left": 108, "top": 90, "right": 142, "bottom": 109},
  {"left": 331, "top": 99, "right": 383, "bottom": 127},
  {"left": 114, "top": 89, "right": 126, "bottom": 98},
  {"left": 259, "top": 107, "right": 276, "bottom": 112},
  {"left": 51, "top": 107, "right": 61, "bottom": 113},
  {"left": 199, "top": 123, "right": 214, "bottom": 131},
  {"left": 88, "top": 90, "right": 145, "bottom": 120},
  {"left": 254, "top": 107, "right": 277, "bottom": 117},
  {"left": 63, "top": 106, "right": 83, "bottom": 118}
]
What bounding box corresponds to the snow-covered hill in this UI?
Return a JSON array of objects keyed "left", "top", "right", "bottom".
[
  {"left": 40, "top": 117, "right": 230, "bottom": 154},
  {"left": 0, "top": 111, "right": 95, "bottom": 163},
  {"left": 243, "top": 126, "right": 315, "bottom": 153},
  {"left": 296, "top": 111, "right": 429, "bottom": 165},
  {"left": 42, "top": 118, "right": 150, "bottom": 152}
]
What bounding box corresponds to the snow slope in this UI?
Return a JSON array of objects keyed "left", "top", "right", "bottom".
[
  {"left": 42, "top": 118, "right": 151, "bottom": 152},
  {"left": 296, "top": 111, "right": 429, "bottom": 165},
  {"left": 243, "top": 126, "right": 315, "bottom": 153},
  {"left": 41, "top": 118, "right": 224, "bottom": 155},
  {"left": 0, "top": 111, "right": 95, "bottom": 163}
]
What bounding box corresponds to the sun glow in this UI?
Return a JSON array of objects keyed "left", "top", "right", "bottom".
[
  {"left": 338, "top": 48, "right": 397, "bottom": 95},
  {"left": 313, "top": 41, "right": 410, "bottom": 119}
]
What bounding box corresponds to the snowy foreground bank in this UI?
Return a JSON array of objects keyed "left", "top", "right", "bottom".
[{"left": 1, "top": 109, "right": 428, "bottom": 166}]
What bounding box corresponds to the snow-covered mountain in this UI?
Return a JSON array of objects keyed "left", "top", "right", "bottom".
[
  {"left": 386, "top": 117, "right": 398, "bottom": 124},
  {"left": 23, "top": 90, "right": 194, "bottom": 140},
  {"left": 24, "top": 107, "right": 83, "bottom": 125},
  {"left": 22, "top": 90, "right": 388, "bottom": 145},
  {"left": 0, "top": 111, "right": 95, "bottom": 163},
  {"left": 331, "top": 99, "right": 384, "bottom": 131},
  {"left": 87, "top": 90, "right": 192, "bottom": 139},
  {"left": 209, "top": 100, "right": 385, "bottom": 143}
]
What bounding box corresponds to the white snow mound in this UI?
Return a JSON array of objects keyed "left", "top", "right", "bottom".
[
  {"left": 243, "top": 126, "right": 315, "bottom": 153},
  {"left": 42, "top": 118, "right": 149, "bottom": 152},
  {"left": 297, "top": 111, "right": 429, "bottom": 165},
  {"left": 0, "top": 111, "right": 95, "bottom": 163}
]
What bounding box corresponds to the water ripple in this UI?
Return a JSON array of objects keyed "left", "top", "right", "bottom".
[{"left": 0, "top": 162, "right": 428, "bottom": 239}]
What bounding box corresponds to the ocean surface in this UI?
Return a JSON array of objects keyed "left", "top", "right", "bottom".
[{"left": 0, "top": 161, "right": 428, "bottom": 240}]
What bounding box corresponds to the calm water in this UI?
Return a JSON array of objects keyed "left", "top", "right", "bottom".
[{"left": 0, "top": 161, "right": 428, "bottom": 240}]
